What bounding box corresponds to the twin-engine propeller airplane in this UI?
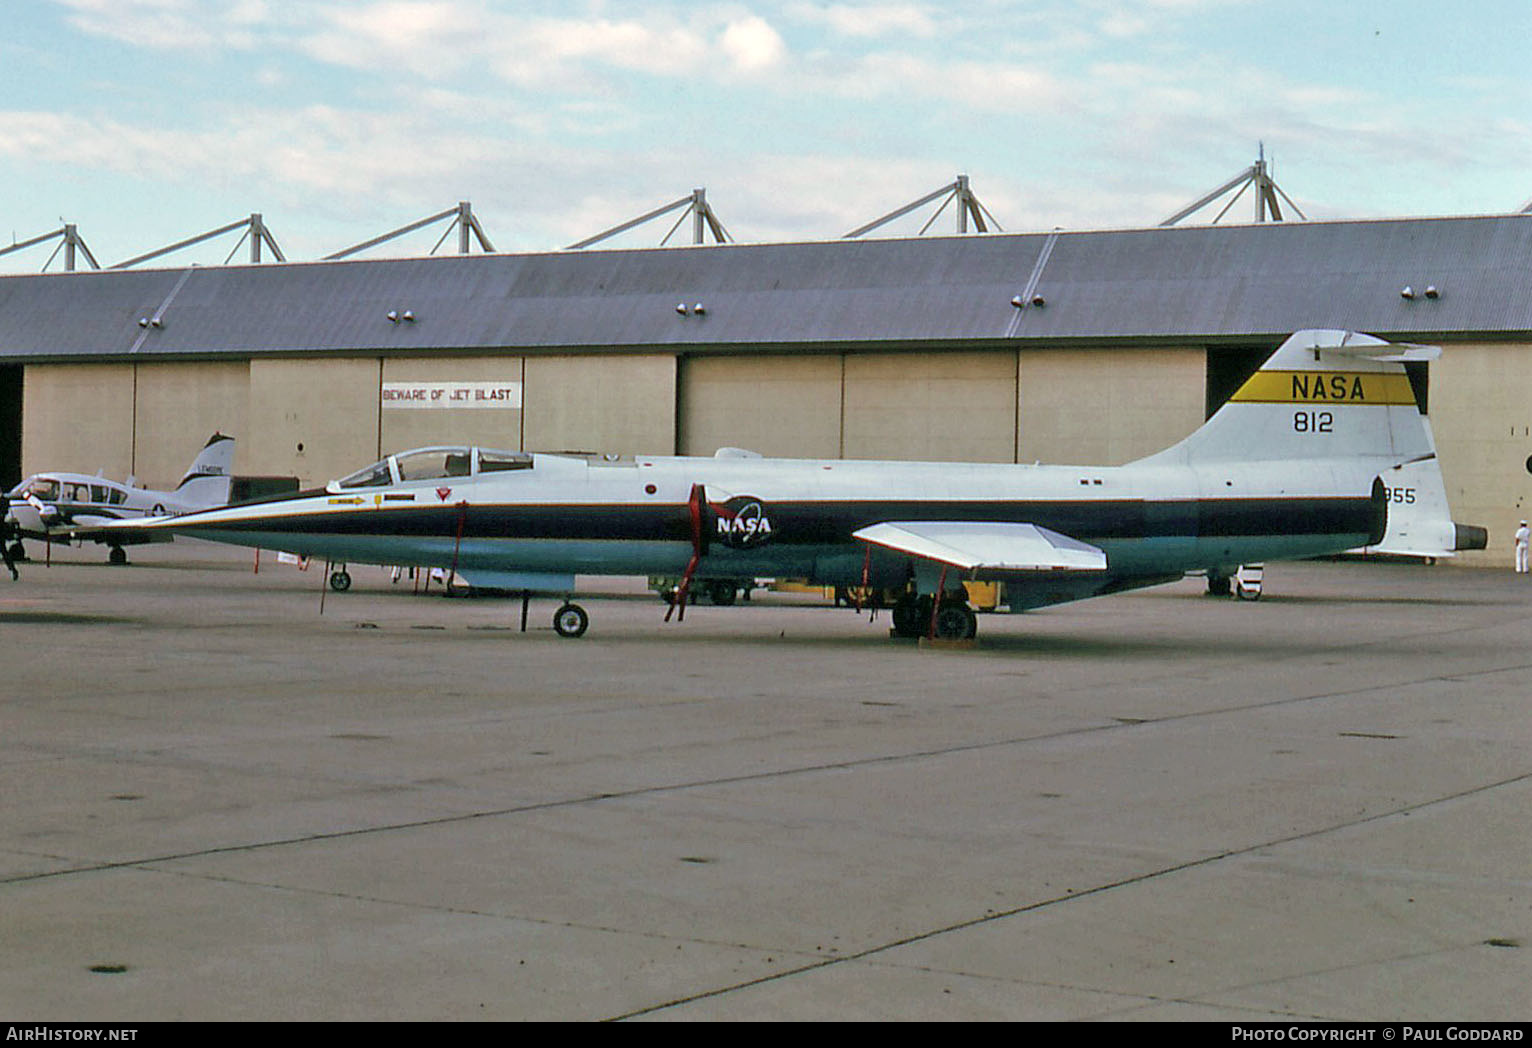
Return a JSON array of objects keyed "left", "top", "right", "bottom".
[
  {"left": 7, "top": 433, "right": 235, "bottom": 564},
  {"left": 117, "top": 331, "right": 1455, "bottom": 639}
]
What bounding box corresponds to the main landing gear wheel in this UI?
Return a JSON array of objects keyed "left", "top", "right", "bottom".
[
  {"left": 933, "top": 601, "right": 978, "bottom": 641},
  {"left": 8, "top": 543, "right": 25, "bottom": 563},
  {"left": 108, "top": 546, "right": 127, "bottom": 566},
  {"left": 329, "top": 569, "right": 352, "bottom": 592},
  {"left": 553, "top": 602, "right": 589, "bottom": 638},
  {"left": 706, "top": 580, "right": 737, "bottom": 606}
]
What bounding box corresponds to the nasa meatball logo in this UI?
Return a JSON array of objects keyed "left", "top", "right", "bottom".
[{"left": 715, "top": 496, "right": 774, "bottom": 549}]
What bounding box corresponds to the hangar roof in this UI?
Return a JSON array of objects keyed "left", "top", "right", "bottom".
[{"left": 1, "top": 213, "right": 1530, "bottom": 362}]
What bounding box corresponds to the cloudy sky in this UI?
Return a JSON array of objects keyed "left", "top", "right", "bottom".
[{"left": 2, "top": 0, "right": 1529, "bottom": 270}]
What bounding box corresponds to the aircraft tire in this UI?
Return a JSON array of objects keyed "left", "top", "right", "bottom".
[
  {"left": 1206, "top": 573, "right": 1232, "bottom": 597},
  {"left": 108, "top": 546, "right": 127, "bottom": 566},
  {"left": 706, "top": 580, "right": 737, "bottom": 606},
  {"left": 329, "top": 570, "right": 352, "bottom": 592},
  {"left": 934, "top": 601, "right": 977, "bottom": 641},
  {"left": 8, "top": 543, "right": 25, "bottom": 562},
  {"left": 553, "top": 602, "right": 589, "bottom": 638}
]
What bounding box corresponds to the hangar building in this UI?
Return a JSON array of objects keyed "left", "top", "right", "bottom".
[{"left": 1, "top": 212, "right": 1529, "bottom": 566}]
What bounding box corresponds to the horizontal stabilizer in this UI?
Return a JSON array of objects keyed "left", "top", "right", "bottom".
[
  {"left": 1319, "top": 339, "right": 1441, "bottom": 363},
  {"left": 853, "top": 521, "right": 1107, "bottom": 576}
]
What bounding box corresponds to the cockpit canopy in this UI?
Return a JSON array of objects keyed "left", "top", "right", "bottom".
[
  {"left": 331, "top": 446, "right": 533, "bottom": 490},
  {"left": 6, "top": 476, "right": 127, "bottom": 505},
  {"left": 7, "top": 477, "right": 59, "bottom": 501}
]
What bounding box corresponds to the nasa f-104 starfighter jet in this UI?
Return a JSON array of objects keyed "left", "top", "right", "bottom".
[
  {"left": 116, "top": 332, "right": 1449, "bottom": 639},
  {"left": 7, "top": 433, "right": 234, "bottom": 564}
]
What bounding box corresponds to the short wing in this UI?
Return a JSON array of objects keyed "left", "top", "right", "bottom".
[{"left": 853, "top": 521, "right": 1107, "bottom": 578}]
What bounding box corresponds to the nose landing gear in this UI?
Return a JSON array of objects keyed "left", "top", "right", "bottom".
[{"left": 553, "top": 602, "right": 589, "bottom": 638}]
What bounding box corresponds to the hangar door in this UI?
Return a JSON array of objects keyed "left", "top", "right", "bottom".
[
  {"left": 523, "top": 355, "right": 676, "bottom": 456},
  {"left": 679, "top": 355, "right": 842, "bottom": 458},
  {"left": 841, "top": 351, "right": 1017, "bottom": 462},
  {"left": 0, "top": 366, "right": 20, "bottom": 490},
  {"left": 20, "top": 363, "right": 136, "bottom": 481},
  {"left": 1205, "top": 344, "right": 1272, "bottom": 420},
  {"left": 1018, "top": 347, "right": 1204, "bottom": 466},
  {"left": 681, "top": 351, "right": 1020, "bottom": 462},
  {"left": 247, "top": 358, "right": 381, "bottom": 489},
  {"left": 132, "top": 362, "right": 249, "bottom": 490}
]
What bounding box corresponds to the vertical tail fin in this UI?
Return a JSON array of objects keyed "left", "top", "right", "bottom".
[
  {"left": 1134, "top": 330, "right": 1437, "bottom": 467},
  {"left": 175, "top": 433, "right": 235, "bottom": 508}
]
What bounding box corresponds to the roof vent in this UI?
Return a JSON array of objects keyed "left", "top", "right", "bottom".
[
  {"left": 1400, "top": 286, "right": 1415, "bottom": 300},
  {"left": 1424, "top": 286, "right": 1440, "bottom": 299}
]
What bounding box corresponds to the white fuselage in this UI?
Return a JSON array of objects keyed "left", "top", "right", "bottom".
[
  {"left": 144, "top": 450, "right": 1387, "bottom": 609},
  {"left": 99, "top": 332, "right": 1446, "bottom": 627}
]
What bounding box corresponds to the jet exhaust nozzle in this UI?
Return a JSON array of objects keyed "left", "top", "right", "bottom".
[{"left": 1453, "top": 523, "right": 1489, "bottom": 552}]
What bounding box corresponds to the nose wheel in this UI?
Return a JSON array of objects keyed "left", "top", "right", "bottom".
[{"left": 553, "top": 602, "right": 589, "bottom": 638}]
